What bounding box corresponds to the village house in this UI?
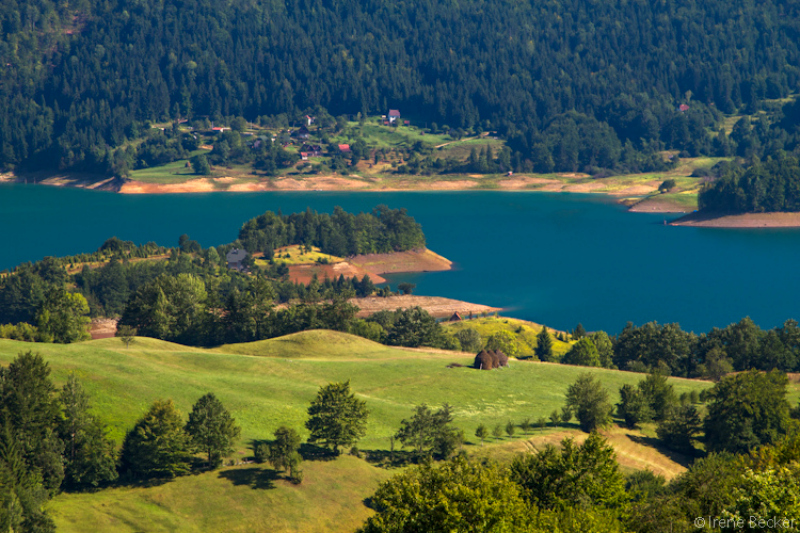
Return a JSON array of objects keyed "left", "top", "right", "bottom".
[
  {"left": 338, "top": 144, "right": 351, "bottom": 153},
  {"left": 226, "top": 248, "right": 248, "bottom": 271},
  {"left": 301, "top": 144, "right": 323, "bottom": 156},
  {"left": 300, "top": 152, "right": 309, "bottom": 161},
  {"left": 293, "top": 126, "right": 311, "bottom": 140},
  {"left": 388, "top": 109, "right": 401, "bottom": 123}
]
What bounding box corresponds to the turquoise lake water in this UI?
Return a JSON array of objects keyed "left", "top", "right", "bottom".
[{"left": 2, "top": 183, "right": 800, "bottom": 334}]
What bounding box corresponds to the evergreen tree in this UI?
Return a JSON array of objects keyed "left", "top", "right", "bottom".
[
  {"left": 656, "top": 405, "right": 703, "bottom": 454},
  {"left": 58, "top": 376, "right": 118, "bottom": 489},
  {"left": 119, "top": 399, "right": 193, "bottom": 479},
  {"left": 184, "top": 393, "right": 241, "bottom": 468},
  {"left": 617, "top": 384, "right": 653, "bottom": 429},
  {"left": 0, "top": 351, "right": 64, "bottom": 494},
  {"left": 535, "top": 326, "right": 554, "bottom": 362},
  {"left": 475, "top": 424, "right": 488, "bottom": 446}
]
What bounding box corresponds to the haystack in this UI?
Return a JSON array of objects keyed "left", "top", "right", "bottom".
[
  {"left": 495, "top": 350, "right": 508, "bottom": 367},
  {"left": 474, "top": 350, "right": 494, "bottom": 370}
]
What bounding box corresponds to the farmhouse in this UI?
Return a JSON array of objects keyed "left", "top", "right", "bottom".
[
  {"left": 226, "top": 248, "right": 248, "bottom": 271},
  {"left": 293, "top": 127, "right": 311, "bottom": 140},
  {"left": 338, "top": 144, "right": 351, "bottom": 153},
  {"left": 388, "top": 109, "right": 401, "bottom": 123},
  {"left": 301, "top": 144, "right": 323, "bottom": 156}
]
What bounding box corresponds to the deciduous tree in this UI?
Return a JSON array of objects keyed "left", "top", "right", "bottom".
[
  {"left": 306, "top": 381, "right": 368, "bottom": 455},
  {"left": 565, "top": 373, "right": 612, "bottom": 432}
]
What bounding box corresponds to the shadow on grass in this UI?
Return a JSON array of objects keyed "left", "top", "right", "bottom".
[
  {"left": 362, "top": 449, "right": 418, "bottom": 469},
  {"left": 299, "top": 442, "right": 339, "bottom": 462},
  {"left": 217, "top": 467, "right": 279, "bottom": 490},
  {"left": 626, "top": 434, "right": 698, "bottom": 469}
]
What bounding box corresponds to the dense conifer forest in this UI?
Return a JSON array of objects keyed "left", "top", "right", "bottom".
[{"left": 4, "top": 0, "right": 800, "bottom": 175}]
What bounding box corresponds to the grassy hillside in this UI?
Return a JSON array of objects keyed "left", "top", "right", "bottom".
[
  {"left": 48, "top": 456, "right": 390, "bottom": 533},
  {"left": 445, "top": 316, "right": 574, "bottom": 358},
  {"left": 0, "top": 331, "right": 718, "bottom": 532}
]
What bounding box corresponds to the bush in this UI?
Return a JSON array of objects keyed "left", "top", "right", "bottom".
[{"left": 253, "top": 442, "right": 269, "bottom": 463}]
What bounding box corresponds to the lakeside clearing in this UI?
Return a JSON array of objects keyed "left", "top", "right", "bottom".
[{"left": 671, "top": 211, "right": 800, "bottom": 228}]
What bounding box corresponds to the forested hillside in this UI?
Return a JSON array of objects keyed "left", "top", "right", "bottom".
[{"left": 3, "top": 0, "right": 800, "bottom": 175}]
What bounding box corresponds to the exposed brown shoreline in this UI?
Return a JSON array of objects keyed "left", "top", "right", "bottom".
[{"left": 670, "top": 211, "right": 800, "bottom": 228}]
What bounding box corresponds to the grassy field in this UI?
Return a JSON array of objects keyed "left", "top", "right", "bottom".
[
  {"left": 255, "top": 245, "right": 343, "bottom": 267},
  {"left": 0, "top": 330, "right": 719, "bottom": 531},
  {"left": 445, "top": 316, "right": 574, "bottom": 358}
]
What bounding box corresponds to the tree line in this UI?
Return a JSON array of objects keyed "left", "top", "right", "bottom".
[
  {"left": 496, "top": 316, "right": 800, "bottom": 380},
  {"left": 699, "top": 155, "right": 800, "bottom": 213},
  {"left": 238, "top": 206, "right": 426, "bottom": 258}
]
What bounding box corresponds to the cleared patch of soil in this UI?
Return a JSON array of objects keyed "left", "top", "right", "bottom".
[
  {"left": 498, "top": 177, "right": 559, "bottom": 189},
  {"left": 671, "top": 211, "right": 800, "bottom": 228},
  {"left": 89, "top": 318, "right": 118, "bottom": 340},
  {"left": 288, "top": 262, "right": 387, "bottom": 285},
  {"left": 272, "top": 176, "right": 369, "bottom": 190},
  {"left": 557, "top": 172, "right": 591, "bottom": 178},
  {"left": 629, "top": 196, "right": 692, "bottom": 213},
  {"left": 351, "top": 295, "right": 501, "bottom": 319},
  {"left": 120, "top": 179, "right": 217, "bottom": 194},
  {"left": 564, "top": 181, "right": 606, "bottom": 193},
  {"left": 348, "top": 248, "right": 452, "bottom": 275},
  {"left": 611, "top": 184, "right": 660, "bottom": 196},
  {"left": 425, "top": 180, "right": 477, "bottom": 190}
]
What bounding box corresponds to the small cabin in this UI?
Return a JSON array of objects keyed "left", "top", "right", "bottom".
[{"left": 226, "top": 248, "right": 248, "bottom": 271}]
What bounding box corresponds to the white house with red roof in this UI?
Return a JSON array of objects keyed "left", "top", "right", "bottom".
[{"left": 388, "top": 109, "right": 401, "bottom": 123}]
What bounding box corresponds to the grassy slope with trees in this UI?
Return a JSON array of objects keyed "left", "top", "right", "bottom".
[{"left": 0, "top": 331, "right": 715, "bottom": 531}]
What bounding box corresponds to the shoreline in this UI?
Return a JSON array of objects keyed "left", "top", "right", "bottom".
[
  {"left": 670, "top": 211, "right": 800, "bottom": 228},
  {"left": 0, "top": 170, "right": 668, "bottom": 195},
  {"left": 12, "top": 170, "right": 799, "bottom": 229}
]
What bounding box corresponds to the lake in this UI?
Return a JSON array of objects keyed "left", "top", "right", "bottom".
[{"left": 2, "top": 183, "right": 799, "bottom": 334}]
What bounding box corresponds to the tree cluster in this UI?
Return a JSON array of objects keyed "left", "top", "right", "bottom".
[{"left": 238, "top": 206, "right": 425, "bottom": 259}]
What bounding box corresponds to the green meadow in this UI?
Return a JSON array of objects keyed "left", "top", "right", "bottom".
[{"left": 0, "top": 331, "right": 722, "bottom": 532}]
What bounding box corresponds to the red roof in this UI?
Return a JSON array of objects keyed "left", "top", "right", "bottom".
[
  {"left": 300, "top": 152, "right": 309, "bottom": 157},
  {"left": 388, "top": 109, "right": 401, "bottom": 117},
  {"left": 679, "top": 104, "right": 690, "bottom": 111},
  {"left": 338, "top": 144, "right": 351, "bottom": 152}
]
